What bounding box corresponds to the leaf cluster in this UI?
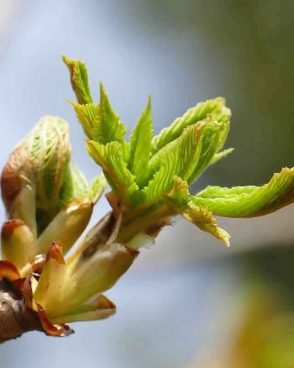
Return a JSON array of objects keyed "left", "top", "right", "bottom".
[{"left": 63, "top": 56, "right": 294, "bottom": 246}]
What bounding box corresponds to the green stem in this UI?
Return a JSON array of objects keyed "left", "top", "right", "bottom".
[{"left": 116, "top": 203, "right": 176, "bottom": 243}]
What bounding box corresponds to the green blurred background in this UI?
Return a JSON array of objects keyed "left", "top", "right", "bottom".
[{"left": 0, "top": 1, "right": 293, "bottom": 367}]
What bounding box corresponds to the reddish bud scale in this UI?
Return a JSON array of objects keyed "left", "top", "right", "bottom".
[
  {"left": 0, "top": 146, "right": 33, "bottom": 211},
  {"left": 37, "top": 304, "right": 73, "bottom": 337},
  {"left": 31, "top": 254, "right": 46, "bottom": 275},
  {"left": 46, "top": 242, "right": 65, "bottom": 265},
  {"left": 0, "top": 260, "right": 21, "bottom": 282},
  {"left": 1, "top": 219, "right": 25, "bottom": 240}
]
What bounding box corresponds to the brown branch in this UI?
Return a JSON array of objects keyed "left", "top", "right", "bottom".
[{"left": 0, "top": 280, "right": 41, "bottom": 343}]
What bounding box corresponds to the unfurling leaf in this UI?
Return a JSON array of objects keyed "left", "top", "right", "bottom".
[
  {"left": 167, "top": 176, "right": 230, "bottom": 246},
  {"left": 187, "top": 120, "right": 228, "bottom": 182},
  {"left": 96, "top": 83, "right": 126, "bottom": 143},
  {"left": 143, "top": 123, "right": 203, "bottom": 201},
  {"left": 87, "top": 140, "right": 138, "bottom": 205},
  {"left": 152, "top": 97, "right": 231, "bottom": 153},
  {"left": 210, "top": 147, "right": 234, "bottom": 166},
  {"left": 62, "top": 56, "right": 93, "bottom": 105},
  {"left": 59, "top": 162, "right": 89, "bottom": 204},
  {"left": 128, "top": 97, "right": 153, "bottom": 187},
  {"left": 68, "top": 79, "right": 126, "bottom": 143},
  {"left": 26, "top": 116, "right": 71, "bottom": 212},
  {"left": 143, "top": 119, "right": 228, "bottom": 201},
  {"left": 193, "top": 168, "right": 294, "bottom": 218},
  {"left": 183, "top": 203, "right": 230, "bottom": 246}
]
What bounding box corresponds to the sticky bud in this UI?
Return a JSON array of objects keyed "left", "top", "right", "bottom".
[{"left": 1, "top": 116, "right": 71, "bottom": 235}]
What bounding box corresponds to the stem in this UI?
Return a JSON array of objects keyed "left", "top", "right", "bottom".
[
  {"left": 0, "top": 280, "right": 41, "bottom": 343},
  {"left": 117, "top": 203, "right": 176, "bottom": 243}
]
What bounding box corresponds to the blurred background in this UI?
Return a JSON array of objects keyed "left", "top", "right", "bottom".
[{"left": 0, "top": 0, "right": 294, "bottom": 367}]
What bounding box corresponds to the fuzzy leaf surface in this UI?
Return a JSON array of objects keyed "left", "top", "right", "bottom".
[
  {"left": 143, "top": 123, "right": 204, "bottom": 201},
  {"left": 63, "top": 56, "right": 93, "bottom": 105},
  {"left": 193, "top": 168, "right": 294, "bottom": 217},
  {"left": 152, "top": 97, "right": 231, "bottom": 153},
  {"left": 26, "top": 116, "right": 71, "bottom": 213},
  {"left": 71, "top": 84, "right": 126, "bottom": 144},
  {"left": 128, "top": 97, "right": 153, "bottom": 186},
  {"left": 87, "top": 140, "right": 138, "bottom": 205},
  {"left": 167, "top": 176, "right": 230, "bottom": 245}
]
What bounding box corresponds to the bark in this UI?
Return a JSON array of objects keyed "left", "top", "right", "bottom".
[{"left": 0, "top": 280, "right": 40, "bottom": 343}]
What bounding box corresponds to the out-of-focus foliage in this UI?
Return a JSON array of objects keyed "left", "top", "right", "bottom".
[
  {"left": 191, "top": 247, "right": 294, "bottom": 368},
  {"left": 131, "top": 0, "right": 294, "bottom": 187}
]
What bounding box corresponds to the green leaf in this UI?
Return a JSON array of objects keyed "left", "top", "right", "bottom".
[
  {"left": 59, "top": 162, "right": 89, "bottom": 203},
  {"left": 71, "top": 84, "right": 126, "bottom": 144},
  {"left": 187, "top": 119, "right": 229, "bottom": 182},
  {"left": 128, "top": 97, "right": 153, "bottom": 186},
  {"left": 152, "top": 97, "right": 231, "bottom": 153},
  {"left": 63, "top": 56, "right": 93, "bottom": 105},
  {"left": 69, "top": 163, "right": 89, "bottom": 198},
  {"left": 97, "top": 83, "right": 126, "bottom": 143},
  {"left": 143, "top": 122, "right": 204, "bottom": 201},
  {"left": 166, "top": 176, "right": 230, "bottom": 246},
  {"left": 183, "top": 202, "right": 231, "bottom": 246},
  {"left": 87, "top": 140, "right": 138, "bottom": 204},
  {"left": 71, "top": 102, "right": 99, "bottom": 140},
  {"left": 143, "top": 119, "right": 229, "bottom": 201},
  {"left": 193, "top": 168, "right": 294, "bottom": 217},
  {"left": 59, "top": 163, "right": 105, "bottom": 206},
  {"left": 26, "top": 116, "right": 71, "bottom": 213},
  {"left": 210, "top": 147, "right": 234, "bottom": 166}
]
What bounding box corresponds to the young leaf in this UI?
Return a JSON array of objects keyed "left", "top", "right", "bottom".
[
  {"left": 128, "top": 97, "right": 153, "bottom": 186},
  {"left": 152, "top": 97, "right": 231, "bottom": 153},
  {"left": 143, "top": 122, "right": 204, "bottom": 201},
  {"left": 183, "top": 202, "right": 231, "bottom": 246},
  {"left": 71, "top": 84, "right": 126, "bottom": 144},
  {"left": 166, "top": 176, "right": 230, "bottom": 246},
  {"left": 193, "top": 168, "right": 294, "bottom": 217},
  {"left": 63, "top": 56, "right": 93, "bottom": 105},
  {"left": 71, "top": 102, "right": 99, "bottom": 140},
  {"left": 210, "top": 147, "right": 234, "bottom": 166},
  {"left": 26, "top": 116, "right": 71, "bottom": 212},
  {"left": 87, "top": 140, "right": 138, "bottom": 204},
  {"left": 59, "top": 162, "right": 89, "bottom": 204},
  {"left": 97, "top": 83, "right": 127, "bottom": 143},
  {"left": 187, "top": 119, "right": 228, "bottom": 183}
]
